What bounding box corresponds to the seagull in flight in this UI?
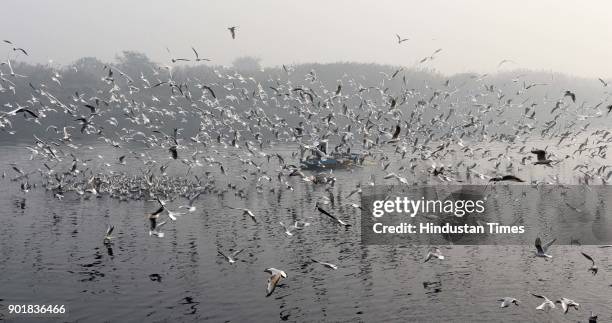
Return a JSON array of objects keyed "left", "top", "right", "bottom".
[
  {"left": 556, "top": 297, "right": 579, "bottom": 314},
  {"left": 315, "top": 202, "right": 350, "bottom": 226},
  {"left": 191, "top": 47, "right": 211, "bottom": 62},
  {"left": 103, "top": 225, "right": 114, "bottom": 244},
  {"left": 531, "top": 293, "right": 555, "bottom": 312},
  {"left": 228, "top": 206, "right": 257, "bottom": 223},
  {"left": 279, "top": 222, "right": 296, "bottom": 236},
  {"left": 497, "top": 297, "right": 519, "bottom": 308},
  {"left": 598, "top": 78, "right": 608, "bottom": 87},
  {"left": 395, "top": 34, "right": 409, "bottom": 44},
  {"left": 179, "top": 192, "right": 200, "bottom": 212},
  {"left": 534, "top": 237, "right": 555, "bottom": 258},
  {"left": 489, "top": 175, "right": 524, "bottom": 182},
  {"left": 228, "top": 26, "right": 238, "bottom": 39},
  {"left": 311, "top": 259, "right": 338, "bottom": 270},
  {"left": 423, "top": 247, "right": 445, "bottom": 263},
  {"left": 531, "top": 149, "right": 552, "bottom": 166},
  {"left": 218, "top": 249, "right": 244, "bottom": 264},
  {"left": 148, "top": 201, "right": 166, "bottom": 237},
  {"left": 564, "top": 90, "right": 576, "bottom": 103},
  {"left": 581, "top": 252, "right": 598, "bottom": 275},
  {"left": 497, "top": 59, "right": 516, "bottom": 68},
  {"left": 264, "top": 268, "right": 287, "bottom": 297}
]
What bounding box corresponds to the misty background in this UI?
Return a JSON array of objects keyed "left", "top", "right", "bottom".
[{"left": 2, "top": 0, "right": 611, "bottom": 78}]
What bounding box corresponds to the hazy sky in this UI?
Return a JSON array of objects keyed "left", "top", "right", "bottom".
[{"left": 2, "top": 0, "right": 611, "bottom": 78}]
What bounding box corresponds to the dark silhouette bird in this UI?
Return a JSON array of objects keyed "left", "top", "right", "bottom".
[
  {"left": 315, "top": 202, "right": 350, "bottom": 226},
  {"left": 391, "top": 124, "right": 401, "bottom": 140},
  {"left": 12, "top": 47, "right": 27, "bottom": 56},
  {"left": 2, "top": 107, "right": 38, "bottom": 118},
  {"left": 581, "top": 252, "right": 598, "bottom": 275},
  {"left": 228, "top": 26, "right": 238, "bottom": 39},
  {"left": 489, "top": 175, "right": 525, "bottom": 182},
  {"left": 531, "top": 149, "right": 552, "bottom": 165},
  {"left": 598, "top": 78, "right": 608, "bottom": 87},
  {"left": 564, "top": 90, "right": 576, "bottom": 103},
  {"left": 395, "top": 34, "right": 409, "bottom": 44},
  {"left": 169, "top": 146, "right": 178, "bottom": 159}
]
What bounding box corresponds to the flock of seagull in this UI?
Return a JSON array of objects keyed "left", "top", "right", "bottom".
[{"left": 1, "top": 31, "right": 611, "bottom": 321}]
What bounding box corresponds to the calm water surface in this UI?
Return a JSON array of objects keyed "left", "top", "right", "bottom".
[{"left": 0, "top": 143, "right": 610, "bottom": 323}]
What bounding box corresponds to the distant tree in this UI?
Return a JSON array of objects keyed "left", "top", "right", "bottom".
[
  {"left": 114, "top": 51, "right": 156, "bottom": 77},
  {"left": 232, "top": 56, "right": 262, "bottom": 71},
  {"left": 70, "top": 57, "right": 105, "bottom": 75}
]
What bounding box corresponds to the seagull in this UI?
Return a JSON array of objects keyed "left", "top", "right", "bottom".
[
  {"left": 534, "top": 237, "right": 555, "bottom": 258},
  {"left": 423, "top": 247, "right": 445, "bottom": 262},
  {"left": 12, "top": 47, "right": 28, "bottom": 56},
  {"left": 497, "top": 297, "right": 520, "bottom": 308},
  {"left": 149, "top": 220, "right": 167, "bottom": 238},
  {"left": 169, "top": 146, "right": 178, "bottom": 159},
  {"left": 564, "top": 90, "right": 576, "bottom": 103},
  {"left": 589, "top": 311, "right": 598, "bottom": 322},
  {"left": 279, "top": 222, "right": 295, "bottom": 236},
  {"left": 598, "top": 78, "right": 608, "bottom": 87},
  {"left": 311, "top": 259, "right": 338, "bottom": 270},
  {"left": 103, "top": 225, "right": 114, "bottom": 244},
  {"left": 218, "top": 249, "right": 244, "bottom": 264},
  {"left": 581, "top": 252, "right": 598, "bottom": 275},
  {"left": 531, "top": 149, "right": 552, "bottom": 165},
  {"left": 1, "top": 107, "right": 38, "bottom": 119},
  {"left": 315, "top": 202, "right": 350, "bottom": 226},
  {"left": 531, "top": 293, "right": 555, "bottom": 312},
  {"left": 556, "top": 297, "right": 579, "bottom": 314},
  {"left": 264, "top": 268, "right": 286, "bottom": 296},
  {"left": 228, "top": 26, "right": 238, "bottom": 39},
  {"left": 497, "top": 59, "right": 516, "bottom": 68},
  {"left": 167, "top": 209, "right": 185, "bottom": 221},
  {"left": 395, "top": 34, "right": 409, "bottom": 44},
  {"left": 148, "top": 203, "right": 166, "bottom": 237},
  {"left": 191, "top": 47, "right": 210, "bottom": 62},
  {"left": 178, "top": 192, "right": 200, "bottom": 212},
  {"left": 228, "top": 206, "right": 257, "bottom": 223},
  {"left": 489, "top": 175, "right": 525, "bottom": 182}
]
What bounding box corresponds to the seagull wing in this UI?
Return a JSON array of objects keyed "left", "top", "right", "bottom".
[
  {"left": 543, "top": 238, "right": 556, "bottom": 252},
  {"left": 266, "top": 272, "right": 282, "bottom": 296},
  {"left": 534, "top": 237, "right": 544, "bottom": 254},
  {"left": 581, "top": 252, "right": 595, "bottom": 266},
  {"left": 151, "top": 205, "right": 165, "bottom": 216},
  {"left": 217, "top": 250, "right": 230, "bottom": 262}
]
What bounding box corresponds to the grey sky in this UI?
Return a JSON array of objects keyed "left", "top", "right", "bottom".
[{"left": 2, "top": 0, "right": 610, "bottom": 78}]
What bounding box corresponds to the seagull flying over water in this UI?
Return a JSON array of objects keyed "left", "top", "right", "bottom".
[
  {"left": 531, "top": 293, "right": 555, "bottom": 312},
  {"left": 103, "top": 225, "right": 114, "bottom": 244},
  {"left": 311, "top": 258, "right": 338, "bottom": 270},
  {"left": 581, "top": 252, "right": 598, "bottom": 275},
  {"left": 497, "top": 297, "right": 519, "bottom": 308},
  {"left": 264, "top": 267, "right": 287, "bottom": 297},
  {"left": 556, "top": 297, "right": 579, "bottom": 314},
  {"left": 534, "top": 237, "right": 555, "bottom": 258},
  {"left": 218, "top": 249, "right": 244, "bottom": 264},
  {"left": 423, "top": 247, "right": 445, "bottom": 263}
]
